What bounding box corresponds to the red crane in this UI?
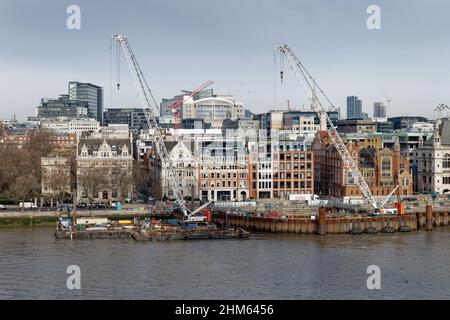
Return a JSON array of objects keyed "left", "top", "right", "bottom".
[{"left": 171, "top": 80, "right": 214, "bottom": 136}]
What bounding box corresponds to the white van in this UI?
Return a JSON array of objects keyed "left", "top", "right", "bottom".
[{"left": 19, "top": 202, "right": 38, "bottom": 209}]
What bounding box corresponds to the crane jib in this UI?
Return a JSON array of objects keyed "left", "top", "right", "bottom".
[
  {"left": 277, "top": 44, "right": 379, "bottom": 211},
  {"left": 112, "top": 34, "right": 189, "bottom": 217}
]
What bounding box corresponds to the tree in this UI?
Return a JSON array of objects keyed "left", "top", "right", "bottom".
[
  {"left": 78, "top": 164, "right": 108, "bottom": 209},
  {"left": 10, "top": 174, "right": 39, "bottom": 210},
  {"left": 115, "top": 171, "right": 133, "bottom": 203},
  {"left": 133, "top": 160, "right": 151, "bottom": 198},
  {"left": 24, "top": 128, "right": 55, "bottom": 156},
  {"left": 0, "top": 128, "right": 57, "bottom": 204},
  {"left": 45, "top": 166, "right": 71, "bottom": 207},
  {"left": 0, "top": 145, "right": 22, "bottom": 194}
]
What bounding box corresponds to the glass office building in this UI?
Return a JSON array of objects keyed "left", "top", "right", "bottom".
[
  {"left": 346, "top": 96, "right": 363, "bottom": 119},
  {"left": 68, "top": 82, "right": 104, "bottom": 123}
]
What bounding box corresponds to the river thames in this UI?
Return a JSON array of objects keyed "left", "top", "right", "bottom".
[{"left": 1, "top": 226, "right": 449, "bottom": 300}]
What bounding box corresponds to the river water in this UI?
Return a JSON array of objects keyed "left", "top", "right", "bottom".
[{"left": 0, "top": 226, "right": 449, "bottom": 300}]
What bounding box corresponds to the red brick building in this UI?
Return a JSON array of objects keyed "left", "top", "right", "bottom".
[{"left": 312, "top": 130, "right": 413, "bottom": 198}]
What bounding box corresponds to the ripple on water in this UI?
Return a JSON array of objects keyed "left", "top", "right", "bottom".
[{"left": 1, "top": 227, "right": 450, "bottom": 299}]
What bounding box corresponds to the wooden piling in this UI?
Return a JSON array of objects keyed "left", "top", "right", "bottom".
[
  {"left": 317, "top": 207, "right": 327, "bottom": 236},
  {"left": 426, "top": 205, "right": 433, "bottom": 231}
]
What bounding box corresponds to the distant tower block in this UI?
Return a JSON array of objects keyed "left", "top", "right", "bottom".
[{"left": 373, "top": 102, "right": 386, "bottom": 118}]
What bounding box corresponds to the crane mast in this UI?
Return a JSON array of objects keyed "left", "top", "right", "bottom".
[
  {"left": 112, "top": 34, "right": 188, "bottom": 217},
  {"left": 277, "top": 44, "right": 378, "bottom": 210}
]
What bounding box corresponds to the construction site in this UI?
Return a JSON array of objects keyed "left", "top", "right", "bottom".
[{"left": 48, "top": 34, "right": 450, "bottom": 241}]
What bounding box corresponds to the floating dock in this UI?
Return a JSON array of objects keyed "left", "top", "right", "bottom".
[
  {"left": 132, "top": 226, "right": 250, "bottom": 241},
  {"left": 55, "top": 229, "right": 133, "bottom": 239},
  {"left": 54, "top": 216, "right": 250, "bottom": 241}
]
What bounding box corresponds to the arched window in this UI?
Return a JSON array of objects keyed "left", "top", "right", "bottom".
[
  {"left": 443, "top": 154, "right": 450, "bottom": 169},
  {"left": 382, "top": 158, "right": 391, "bottom": 171}
]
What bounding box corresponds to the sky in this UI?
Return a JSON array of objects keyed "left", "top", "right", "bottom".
[{"left": 0, "top": 0, "right": 449, "bottom": 121}]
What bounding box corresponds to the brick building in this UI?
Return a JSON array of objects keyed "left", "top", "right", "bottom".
[
  {"left": 272, "top": 140, "right": 314, "bottom": 199},
  {"left": 313, "top": 130, "right": 413, "bottom": 198}
]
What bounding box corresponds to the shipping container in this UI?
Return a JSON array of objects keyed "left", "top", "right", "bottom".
[{"left": 118, "top": 220, "right": 133, "bottom": 225}]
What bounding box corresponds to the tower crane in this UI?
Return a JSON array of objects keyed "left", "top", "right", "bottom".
[
  {"left": 171, "top": 80, "right": 214, "bottom": 137},
  {"left": 276, "top": 44, "right": 379, "bottom": 211},
  {"left": 112, "top": 34, "right": 209, "bottom": 222}
]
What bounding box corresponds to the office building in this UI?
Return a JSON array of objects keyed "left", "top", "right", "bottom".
[
  {"left": 373, "top": 102, "right": 387, "bottom": 118},
  {"left": 36, "top": 95, "right": 88, "bottom": 120},
  {"left": 346, "top": 96, "right": 363, "bottom": 119},
  {"left": 68, "top": 82, "right": 104, "bottom": 123},
  {"left": 103, "top": 108, "right": 148, "bottom": 132},
  {"left": 388, "top": 116, "right": 429, "bottom": 130}
]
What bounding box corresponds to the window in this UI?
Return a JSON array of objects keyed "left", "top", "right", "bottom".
[
  {"left": 443, "top": 154, "right": 450, "bottom": 169},
  {"left": 382, "top": 158, "right": 391, "bottom": 171}
]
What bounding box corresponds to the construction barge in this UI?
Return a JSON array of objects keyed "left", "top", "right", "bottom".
[
  {"left": 132, "top": 221, "right": 249, "bottom": 241},
  {"left": 55, "top": 217, "right": 136, "bottom": 240},
  {"left": 55, "top": 216, "right": 250, "bottom": 241}
]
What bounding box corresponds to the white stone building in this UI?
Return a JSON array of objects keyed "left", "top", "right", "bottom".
[
  {"left": 417, "top": 119, "right": 450, "bottom": 194},
  {"left": 76, "top": 130, "right": 134, "bottom": 203},
  {"left": 181, "top": 96, "right": 244, "bottom": 129},
  {"left": 41, "top": 118, "right": 100, "bottom": 135},
  {"left": 148, "top": 140, "right": 199, "bottom": 200}
]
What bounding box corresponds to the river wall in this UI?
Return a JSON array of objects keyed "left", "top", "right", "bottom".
[{"left": 213, "top": 206, "right": 450, "bottom": 235}]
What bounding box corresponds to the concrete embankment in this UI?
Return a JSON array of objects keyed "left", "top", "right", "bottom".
[
  {"left": 213, "top": 206, "right": 450, "bottom": 235},
  {"left": 0, "top": 210, "right": 152, "bottom": 226}
]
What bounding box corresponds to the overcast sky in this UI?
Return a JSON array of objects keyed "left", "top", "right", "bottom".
[{"left": 1, "top": 0, "right": 449, "bottom": 121}]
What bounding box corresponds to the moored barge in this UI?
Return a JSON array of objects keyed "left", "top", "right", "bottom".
[{"left": 132, "top": 226, "right": 250, "bottom": 241}]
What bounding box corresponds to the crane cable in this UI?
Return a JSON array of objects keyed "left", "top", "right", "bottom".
[
  {"left": 109, "top": 38, "right": 113, "bottom": 107},
  {"left": 116, "top": 41, "right": 121, "bottom": 90}
]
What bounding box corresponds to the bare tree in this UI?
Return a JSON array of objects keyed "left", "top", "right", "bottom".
[
  {"left": 24, "top": 128, "right": 55, "bottom": 156},
  {"left": 10, "top": 174, "right": 39, "bottom": 211},
  {"left": 115, "top": 171, "right": 133, "bottom": 204},
  {"left": 0, "top": 145, "right": 22, "bottom": 194},
  {"left": 78, "top": 164, "right": 108, "bottom": 209},
  {"left": 45, "top": 167, "right": 71, "bottom": 207},
  {"left": 0, "top": 128, "right": 57, "bottom": 205},
  {"left": 133, "top": 160, "right": 151, "bottom": 198}
]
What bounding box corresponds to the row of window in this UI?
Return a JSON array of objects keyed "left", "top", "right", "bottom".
[
  {"left": 273, "top": 162, "right": 312, "bottom": 170},
  {"left": 202, "top": 181, "right": 247, "bottom": 188},
  {"left": 202, "top": 173, "right": 247, "bottom": 179},
  {"left": 277, "top": 153, "right": 312, "bottom": 161},
  {"left": 273, "top": 181, "right": 312, "bottom": 189}
]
